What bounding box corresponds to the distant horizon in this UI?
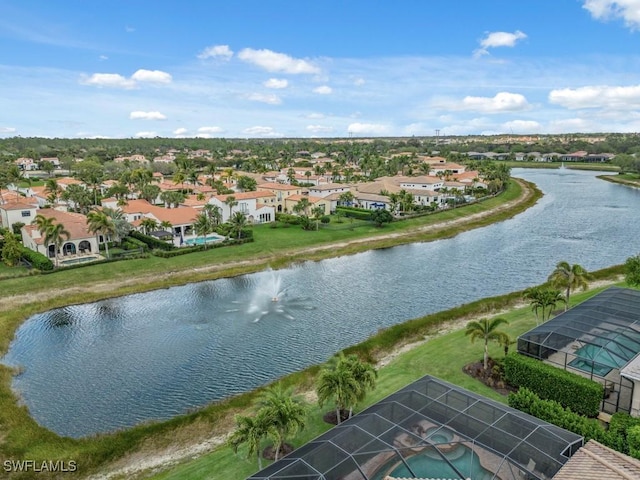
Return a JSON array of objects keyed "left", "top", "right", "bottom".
[{"left": 3, "top": 1, "right": 640, "bottom": 139}]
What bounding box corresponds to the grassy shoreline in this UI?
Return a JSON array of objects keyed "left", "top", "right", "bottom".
[
  {"left": 0, "top": 179, "right": 543, "bottom": 479},
  {"left": 597, "top": 172, "right": 640, "bottom": 188}
]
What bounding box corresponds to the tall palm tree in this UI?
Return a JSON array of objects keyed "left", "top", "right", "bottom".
[
  {"left": 203, "top": 204, "right": 222, "bottom": 226},
  {"left": 539, "top": 289, "right": 566, "bottom": 321},
  {"left": 193, "top": 213, "right": 213, "bottom": 248},
  {"left": 86, "top": 208, "right": 116, "bottom": 258},
  {"left": 293, "top": 198, "right": 311, "bottom": 216},
  {"left": 139, "top": 218, "right": 158, "bottom": 235},
  {"left": 523, "top": 287, "right": 543, "bottom": 325},
  {"left": 256, "top": 385, "right": 307, "bottom": 462},
  {"left": 548, "top": 261, "right": 591, "bottom": 311},
  {"left": 229, "top": 211, "right": 248, "bottom": 240},
  {"left": 316, "top": 360, "right": 360, "bottom": 425},
  {"left": 339, "top": 354, "right": 377, "bottom": 418},
  {"left": 227, "top": 411, "right": 274, "bottom": 470},
  {"left": 34, "top": 214, "right": 69, "bottom": 267},
  {"left": 224, "top": 195, "right": 238, "bottom": 220},
  {"left": 465, "top": 317, "right": 509, "bottom": 370},
  {"left": 44, "top": 178, "right": 61, "bottom": 205},
  {"left": 160, "top": 220, "right": 173, "bottom": 232}
]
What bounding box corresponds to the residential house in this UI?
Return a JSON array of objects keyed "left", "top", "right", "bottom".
[
  {"left": 284, "top": 194, "right": 330, "bottom": 216},
  {"left": 14, "top": 157, "right": 38, "bottom": 171},
  {"left": 0, "top": 198, "right": 39, "bottom": 231},
  {"left": 256, "top": 183, "right": 303, "bottom": 213},
  {"left": 208, "top": 191, "right": 276, "bottom": 223},
  {"left": 119, "top": 199, "right": 199, "bottom": 239},
  {"left": 21, "top": 209, "right": 99, "bottom": 258}
]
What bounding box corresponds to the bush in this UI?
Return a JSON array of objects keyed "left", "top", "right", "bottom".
[
  {"left": 628, "top": 425, "right": 640, "bottom": 459},
  {"left": 320, "top": 215, "right": 331, "bottom": 224},
  {"left": 508, "top": 388, "right": 607, "bottom": 443},
  {"left": 122, "top": 236, "right": 149, "bottom": 251},
  {"left": 275, "top": 213, "right": 301, "bottom": 225},
  {"left": 129, "top": 231, "right": 175, "bottom": 251},
  {"left": 335, "top": 206, "right": 373, "bottom": 221},
  {"left": 504, "top": 353, "right": 603, "bottom": 417},
  {"left": 20, "top": 247, "right": 54, "bottom": 271},
  {"left": 606, "top": 412, "right": 640, "bottom": 455}
]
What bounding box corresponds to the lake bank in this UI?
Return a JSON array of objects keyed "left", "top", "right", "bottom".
[{"left": 0, "top": 179, "right": 541, "bottom": 479}]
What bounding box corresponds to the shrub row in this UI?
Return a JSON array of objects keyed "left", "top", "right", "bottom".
[
  {"left": 121, "top": 236, "right": 149, "bottom": 251},
  {"left": 508, "top": 388, "right": 640, "bottom": 460},
  {"left": 504, "top": 353, "right": 603, "bottom": 417},
  {"left": 19, "top": 246, "right": 54, "bottom": 271},
  {"left": 129, "top": 231, "right": 175, "bottom": 251},
  {"left": 335, "top": 206, "right": 373, "bottom": 220},
  {"left": 275, "top": 213, "right": 302, "bottom": 225}
]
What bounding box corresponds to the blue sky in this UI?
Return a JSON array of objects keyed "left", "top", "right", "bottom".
[{"left": 2, "top": 0, "right": 640, "bottom": 139}]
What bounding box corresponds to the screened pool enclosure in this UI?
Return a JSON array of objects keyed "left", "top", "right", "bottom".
[
  {"left": 517, "top": 287, "right": 640, "bottom": 414},
  {"left": 248, "top": 376, "right": 583, "bottom": 480}
]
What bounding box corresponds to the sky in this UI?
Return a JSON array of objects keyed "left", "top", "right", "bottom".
[{"left": 2, "top": 0, "right": 640, "bottom": 139}]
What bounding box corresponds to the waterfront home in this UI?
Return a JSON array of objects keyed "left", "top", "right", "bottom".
[
  {"left": 21, "top": 209, "right": 99, "bottom": 258},
  {"left": 0, "top": 198, "right": 39, "bottom": 230},
  {"left": 256, "top": 183, "right": 303, "bottom": 213},
  {"left": 208, "top": 191, "right": 276, "bottom": 223},
  {"left": 119, "top": 199, "right": 199, "bottom": 239}
]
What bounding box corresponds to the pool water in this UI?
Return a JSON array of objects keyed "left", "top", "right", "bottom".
[
  {"left": 568, "top": 332, "right": 636, "bottom": 377},
  {"left": 58, "top": 256, "right": 101, "bottom": 266},
  {"left": 375, "top": 447, "right": 494, "bottom": 480},
  {"left": 184, "top": 235, "right": 224, "bottom": 246}
]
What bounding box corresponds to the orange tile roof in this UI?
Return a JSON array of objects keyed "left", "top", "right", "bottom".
[
  {"left": 24, "top": 209, "right": 93, "bottom": 244},
  {"left": 554, "top": 440, "right": 640, "bottom": 480},
  {"left": 257, "top": 182, "right": 300, "bottom": 191},
  {"left": 215, "top": 191, "right": 276, "bottom": 201},
  {"left": 0, "top": 198, "right": 38, "bottom": 210}
]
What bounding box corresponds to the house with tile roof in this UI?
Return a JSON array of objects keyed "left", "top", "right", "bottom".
[
  {"left": 553, "top": 440, "right": 640, "bottom": 480},
  {"left": 284, "top": 194, "right": 330, "bottom": 216},
  {"left": 21, "top": 209, "right": 99, "bottom": 259},
  {"left": 256, "top": 183, "right": 304, "bottom": 213},
  {"left": 119, "top": 199, "right": 199, "bottom": 239},
  {"left": 208, "top": 191, "right": 276, "bottom": 223},
  {"left": 0, "top": 198, "right": 39, "bottom": 230}
]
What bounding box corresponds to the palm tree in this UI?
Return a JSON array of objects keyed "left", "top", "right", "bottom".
[
  {"left": 86, "top": 208, "right": 117, "bottom": 258},
  {"left": 523, "top": 287, "right": 544, "bottom": 325},
  {"left": 229, "top": 211, "right": 248, "bottom": 240},
  {"left": 256, "top": 385, "right": 307, "bottom": 462},
  {"left": 224, "top": 195, "right": 238, "bottom": 220},
  {"left": 34, "top": 214, "right": 70, "bottom": 267},
  {"left": 465, "top": 317, "right": 509, "bottom": 370},
  {"left": 339, "top": 354, "right": 377, "bottom": 418},
  {"left": 193, "top": 213, "right": 213, "bottom": 248},
  {"left": 227, "top": 410, "right": 274, "bottom": 470},
  {"left": 139, "top": 218, "right": 159, "bottom": 235},
  {"left": 160, "top": 220, "right": 173, "bottom": 232},
  {"left": 548, "top": 261, "right": 591, "bottom": 311},
  {"left": 293, "top": 198, "right": 311, "bottom": 216},
  {"left": 316, "top": 359, "right": 360, "bottom": 425},
  {"left": 539, "top": 289, "right": 566, "bottom": 321},
  {"left": 203, "top": 204, "right": 222, "bottom": 226},
  {"left": 44, "top": 178, "right": 61, "bottom": 205}
]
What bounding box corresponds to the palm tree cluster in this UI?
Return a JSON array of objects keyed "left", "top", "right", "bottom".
[
  {"left": 228, "top": 385, "right": 307, "bottom": 469},
  {"left": 548, "top": 261, "right": 591, "bottom": 311},
  {"left": 522, "top": 287, "right": 565, "bottom": 325},
  {"left": 316, "top": 352, "right": 377, "bottom": 425},
  {"left": 33, "top": 214, "right": 69, "bottom": 267}
]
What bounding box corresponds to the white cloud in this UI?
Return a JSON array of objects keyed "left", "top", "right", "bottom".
[
  {"left": 173, "top": 127, "right": 188, "bottom": 136},
  {"left": 264, "top": 78, "right": 288, "bottom": 89},
  {"left": 197, "top": 126, "right": 224, "bottom": 134},
  {"left": 306, "top": 125, "right": 334, "bottom": 133},
  {"left": 475, "top": 30, "right": 527, "bottom": 56},
  {"left": 99, "top": 55, "right": 108, "bottom": 61},
  {"left": 313, "top": 85, "right": 333, "bottom": 95},
  {"left": 80, "top": 73, "right": 136, "bottom": 89},
  {"left": 243, "top": 126, "right": 282, "bottom": 137},
  {"left": 0, "top": 126, "right": 17, "bottom": 134},
  {"left": 80, "top": 69, "right": 172, "bottom": 89},
  {"left": 547, "top": 118, "right": 592, "bottom": 133},
  {"left": 131, "top": 69, "right": 172, "bottom": 84},
  {"left": 306, "top": 112, "right": 325, "bottom": 119},
  {"left": 134, "top": 131, "right": 157, "bottom": 138},
  {"left": 129, "top": 111, "right": 167, "bottom": 120},
  {"left": 548, "top": 84, "right": 640, "bottom": 109},
  {"left": 125, "top": 26, "right": 135, "bottom": 33},
  {"left": 246, "top": 92, "right": 282, "bottom": 105},
  {"left": 583, "top": 0, "right": 640, "bottom": 29},
  {"left": 347, "top": 122, "right": 388, "bottom": 135},
  {"left": 501, "top": 120, "right": 541, "bottom": 133},
  {"left": 198, "top": 44, "right": 234, "bottom": 60},
  {"left": 353, "top": 77, "right": 366, "bottom": 86},
  {"left": 452, "top": 92, "right": 530, "bottom": 113},
  {"left": 238, "top": 48, "right": 320, "bottom": 74}
]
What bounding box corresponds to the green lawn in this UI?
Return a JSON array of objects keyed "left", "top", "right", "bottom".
[{"left": 150, "top": 284, "right": 622, "bottom": 480}]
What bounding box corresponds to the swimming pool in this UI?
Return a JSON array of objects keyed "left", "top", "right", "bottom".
[
  {"left": 373, "top": 445, "right": 494, "bottom": 480},
  {"left": 183, "top": 234, "right": 225, "bottom": 246},
  {"left": 58, "top": 255, "right": 102, "bottom": 266}
]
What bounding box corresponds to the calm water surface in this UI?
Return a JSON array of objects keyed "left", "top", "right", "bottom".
[{"left": 3, "top": 168, "right": 640, "bottom": 437}]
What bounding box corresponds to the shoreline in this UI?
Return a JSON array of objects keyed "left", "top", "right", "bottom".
[{"left": 0, "top": 178, "right": 542, "bottom": 479}]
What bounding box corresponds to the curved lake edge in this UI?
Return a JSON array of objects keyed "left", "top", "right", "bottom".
[
  {"left": 597, "top": 173, "right": 640, "bottom": 188},
  {"left": 0, "top": 178, "right": 543, "bottom": 476}
]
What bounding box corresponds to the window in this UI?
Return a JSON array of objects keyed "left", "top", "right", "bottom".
[{"left": 21, "top": 210, "right": 31, "bottom": 217}]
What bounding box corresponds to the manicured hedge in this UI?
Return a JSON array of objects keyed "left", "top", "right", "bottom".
[
  {"left": 121, "top": 236, "right": 149, "bottom": 251},
  {"left": 129, "top": 231, "right": 175, "bottom": 251},
  {"left": 504, "top": 353, "right": 603, "bottom": 417},
  {"left": 151, "top": 237, "right": 254, "bottom": 258},
  {"left": 508, "top": 388, "right": 607, "bottom": 443},
  {"left": 19, "top": 246, "right": 54, "bottom": 271},
  {"left": 275, "top": 213, "right": 301, "bottom": 225},
  {"left": 335, "top": 206, "right": 373, "bottom": 220}
]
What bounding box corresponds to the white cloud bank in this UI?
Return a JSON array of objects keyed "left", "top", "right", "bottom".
[
  {"left": 242, "top": 126, "right": 282, "bottom": 137},
  {"left": 238, "top": 48, "right": 320, "bottom": 74},
  {"left": 129, "top": 111, "right": 167, "bottom": 120},
  {"left": 306, "top": 125, "right": 334, "bottom": 133},
  {"left": 198, "top": 126, "right": 224, "bottom": 134},
  {"left": 198, "top": 45, "right": 234, "bottom": 60},
  {"left": 246, "top": 93, "right": 282, "bottom": 105},
  {"left": 264, "top": 78, "right": 288, "bottom": 89},
  {"left": 475, "top": 30, "right": 527, "bottom": 56},
  {"left": 80, "top": 69, "right": 172, "bottom": 89},
  {"left": 439, "top": 92, "right": 530, "bottom": 113},
  {"left": 347, "top": 123, "right": 388, "bottom": 135},
  {"left": 549, "top": 84, "right": 640, "bottom": 109},
  {"left": 583, "top": 0, "right": 640, "bottom": 29},
  {"left": 313, "top": 85, "right": 332, "bottom": 95}
]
